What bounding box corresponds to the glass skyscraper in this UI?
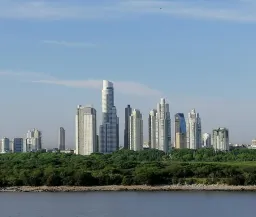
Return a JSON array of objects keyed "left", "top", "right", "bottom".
[
  {"left": 174, "top": 113, "right": 186, "bottom": 149},
  {"left": 99, "top": 80, "right": 119, "bottom": 153},
  {"left": 124, "top": 105, "right": 132, "bottom": 149}
]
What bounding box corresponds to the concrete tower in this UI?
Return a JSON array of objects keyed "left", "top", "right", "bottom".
[
  {"left": 212, "top": 128, "right": 229, "bottom": 151},
  {"left": 58, "top": 127, "right": 65, "bottom": 150},
  {"left": 186, "top": 109, "right": 201, "bottom": 149},
  {"left": 156, "top": 98, "right": 171, "bottom": 153},
  {"left": 76, "top": 105, "right": 97, "bottom": 155},
  {"left": 129, "top": 109, "right": 143, "bottom": 151}
]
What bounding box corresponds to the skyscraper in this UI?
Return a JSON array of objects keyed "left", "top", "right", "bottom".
[
  {"left": 76, "top": 105, "right": 97, "bottom": 155},
  {"left": 186, "top": 109, "right": 201, "bottom": 149},
  {"left": 124, "top": 105, "right": 132, "bottom": 149},
  {"left": 99, "top": 80, "right": 119, "bottom": 153},
  {"left": 58, "top": 127, "right": 65, "bottom": 150},
  {"left": 156, "top": 98, "right": 171, "bottom": 153},
  {"left": 129, "top": 109, "right": 143, "bottom": 151},
  {"left": 23, "top": 129, "right": 42, "bottom": 152},
  {"left": 202, "top": 133, "right": 211, "bottom": 148},
  {"left": 212, "top": 128, "right": 229, "bottom": 151},
  {"left": 174, "top": 113, "right": 186, "bottom": 149},
  {"left": 148, "top": 109, "right": 157, "bottom": 149},
  {"left": 12, "top": 138, "right": 23, "bottom": 153}
]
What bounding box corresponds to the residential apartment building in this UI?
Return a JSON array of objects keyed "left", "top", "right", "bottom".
[{"left": 75, "top": 105, "right": 97, "bottom": 155}]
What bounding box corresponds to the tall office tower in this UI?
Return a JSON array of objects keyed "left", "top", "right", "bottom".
[
  {"left": 148, "top": 109, "right": 157, "bottom": 149},
  {"left": 58, "top": 127, "right": 65, "bottom": 150},
  {"left": 76, "top": 105, "right": 97, "bottom": 155},
  {"left": 124, "top": 105, "right": 132, "bottom": 149},
  {"left": 212, "top": 128, "right": 229, "bottom": 151},
  {"left": 12, "top": 138, "right": 23, "bottom": 153},
  {"left": 174, "top": 113, "right": 186, "bottom": 149},
  {"left": 155, "top": 98, "right": 171, "bottom": 153},
  {"left": 129, "top": 109, "right": 143, "bottom": 151},
  {"left": 99, "top": 80, "right": 119, "bottom": 153},
  {"left": 23, "top": 129, "right": 42, "bottom": 152},
  {"left": 202, "top": 133, "right": 211, "bottom": 148},
  {"left": 186, "top": 109, "right": 201, "bottom": 149},
  {"left": 1, "top": 137, "right": 10, "bottom": 153}
]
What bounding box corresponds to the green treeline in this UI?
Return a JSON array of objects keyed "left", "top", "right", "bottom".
[{"left": 1, "top": 148, "right": 256, "bottom": 187}]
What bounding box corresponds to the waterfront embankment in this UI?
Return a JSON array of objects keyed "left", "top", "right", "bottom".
[{"left": 1, "top": 185, "right": 256, "bottom": 192}]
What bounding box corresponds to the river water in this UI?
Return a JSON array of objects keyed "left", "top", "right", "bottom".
[{"left": 1, "top": 191, "right": 255, "bottom": 217}]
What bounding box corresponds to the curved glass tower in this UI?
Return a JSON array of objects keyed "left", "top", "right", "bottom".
[{"left": 99, "top": 80, "right": 119, "bottom": 153}]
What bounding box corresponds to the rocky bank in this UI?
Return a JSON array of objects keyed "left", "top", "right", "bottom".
[{"left": 1, "top": 185, "right": 256, "bottom": 192}]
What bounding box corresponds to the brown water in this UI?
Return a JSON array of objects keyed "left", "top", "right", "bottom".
[{"left": 1, "top": 191, "right": 255, "bottom": 217}]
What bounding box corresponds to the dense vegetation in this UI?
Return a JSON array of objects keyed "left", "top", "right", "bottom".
[{"left": 1, "top": 148, "right": 256, "bottom": 187}]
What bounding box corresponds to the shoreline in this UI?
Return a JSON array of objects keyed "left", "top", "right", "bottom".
[{"left": 1, "top": 185, "right": 256, "bottom": 192}]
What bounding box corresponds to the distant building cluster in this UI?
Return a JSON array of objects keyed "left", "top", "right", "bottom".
[
  {"left": 0, "top": 127, "right": 71, "bottom": 154},
  {"left": 5, "top": 80, "right": 256, "bottom": 155},
  {"left": 75, "top": 80, "right": 231, "bottom": 156},
  {"left": 0, "top": 129, "right": 42, "bottom": 153}
]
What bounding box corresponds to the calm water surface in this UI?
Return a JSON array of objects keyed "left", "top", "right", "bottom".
[{"left": 1, "top": 191, "right": 255, "bottom": 217}]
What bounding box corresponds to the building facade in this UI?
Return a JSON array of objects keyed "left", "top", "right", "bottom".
[
  {"left": 252, "top": 139, "right": 256, "bottom": 146},
  {"left": 212, "top": 128, "right": 229, "bottom": 151},
  {"left": 186, "top": 109, "right": 201, "bottom": 149},
  {"left": 124, "top": 105, "right": 132, "bottom": 149},
  {"left": 148, "top": 109, "right": 157, "bottom": 149},
  {"left": 99, "top": 80, "right": 119, "bottom": 153},
  {"left": 12, "top": 138, "right": 23, "bottom": 153},
  {"left": 174, "top": 113, "right": 186, "bottom": 149},
  {"left": 58, "top": 127, "right": 65, "bottom": 150},
  {"left": 23, "top": 129, "right": 42, "bottom": 152},
  {"left": 1, "top": 137, "right": 10, "bottom": 153},
  {"left": 129, "top": 109, "right": 143, "bottom": 151},
  {"left": 76, "top": 105, "right": 97, "bottom": 155},
  {"left": 202, "top": 133, "right": 211, "bottom": 148},
  {"left": 156, "top": 98, "right": 171, "bottom": 153}
]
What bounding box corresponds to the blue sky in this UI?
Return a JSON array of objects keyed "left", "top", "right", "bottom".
[{"left": 0, "top": 0, "right": 256, "bottom": 147}]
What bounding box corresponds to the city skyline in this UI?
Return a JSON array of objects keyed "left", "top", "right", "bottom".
[
  {"left": 0, "top": 92, "right": 252, "bottom": 148},
  {"left": 1, "top": 0, "right": 256, "bottom": 145}
]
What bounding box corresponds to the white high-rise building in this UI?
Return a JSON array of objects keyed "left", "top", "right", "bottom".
[
  {"left": 1, "top": 137, "right": 10, "bottom": 153},
  {"left": 58, "top": 127, "right": 65, "bottom": 150},
  {"left": 129, "top": 109, "right": 143, "bottom": 151},
  {"left": 99, "top": 80, "right": 119, "bottom": 153},
  {"left": 76, "top": 105, "right": 97, "bottom": 155},
  {"left": 186, "top": 109, "right": 201, "bottom": 149},
  {"left": 202, "top": 133, "right": 211, "bottom": 148},
  {"left": 212, "top": 128, "right": 229, "bottom": 151},
  {"left": 155, "top": 98, "right": 171, "bottom": 153},
  {"left": 148, "top": 109, "right": 157, "bottom": 149},
  {"left": 23, "top": 129, "right": 42, "bottom": 152}
]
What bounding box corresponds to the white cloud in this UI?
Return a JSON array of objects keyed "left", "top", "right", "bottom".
[
  {"left": 32, "top": 79, "right": 162, "bottom": 97},
  {"left": 0, "top": 0, "right": 256, "bottom": 22},
  {"left": 0, "top": 70, "right": 162, "bottom": 96},
  {"left": 42, "top": 40, "right": 96, "bottom": 48}
]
